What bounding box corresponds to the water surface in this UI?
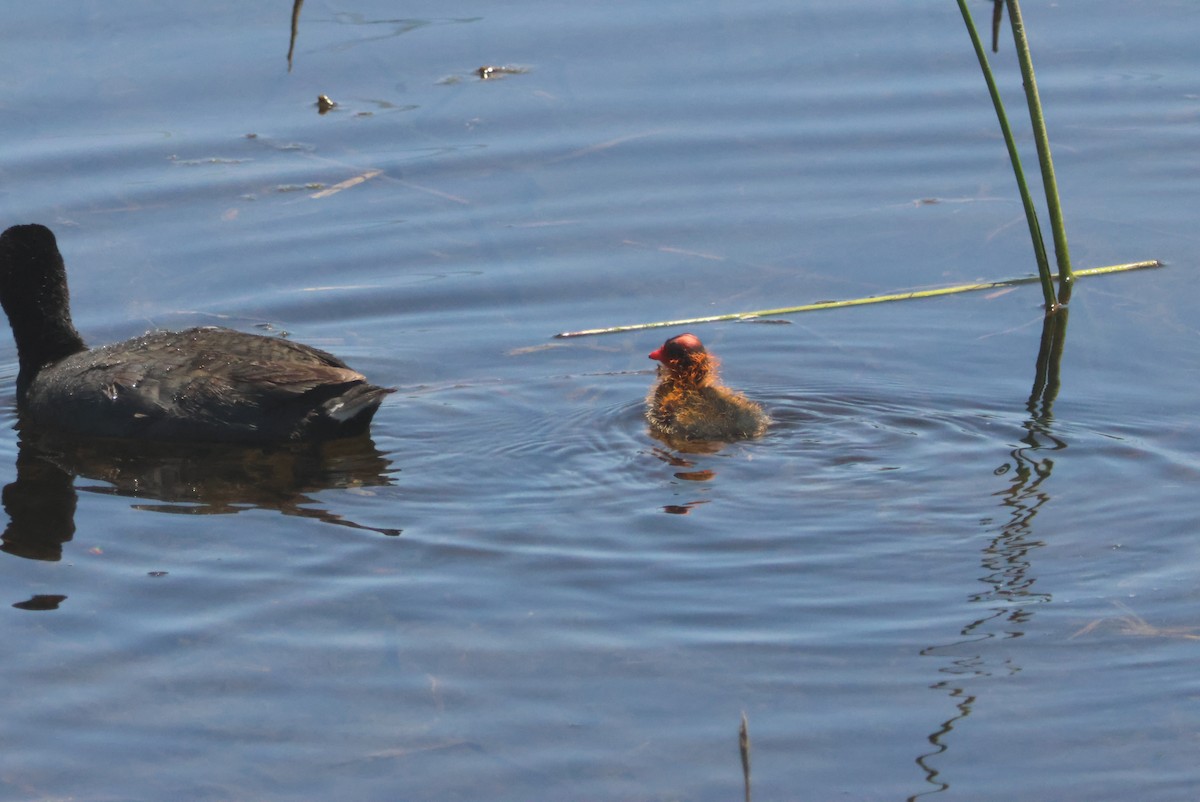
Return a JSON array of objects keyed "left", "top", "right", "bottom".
[{"left": 1, "top": 1, "right": 1198, "bottom": 800}]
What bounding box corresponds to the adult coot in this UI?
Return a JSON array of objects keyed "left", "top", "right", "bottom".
[
  {"left": 646, "top": 332, "right": 768, "bottom": 442},
  {"left": 0, "top": 224, "right": 392, "bottom": 443}
]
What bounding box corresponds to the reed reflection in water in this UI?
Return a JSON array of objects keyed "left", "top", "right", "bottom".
[{"left": 913, "top": 310, "right": 1068, "bottom": 798}]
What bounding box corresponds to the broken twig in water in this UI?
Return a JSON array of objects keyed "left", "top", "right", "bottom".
[{"left": 310, "top": 169, "right": 382, "bottom": 199}]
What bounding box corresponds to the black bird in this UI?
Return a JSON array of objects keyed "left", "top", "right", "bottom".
[{"left": 0, "top": 224, "right": 392, "bottom": 444}]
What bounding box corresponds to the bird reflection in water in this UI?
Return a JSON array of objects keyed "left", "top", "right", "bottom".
[
  {"left": 1, "top": 425, "right": 401, "bottom": 563},
  {"left": 649, "top": 444, "right": 716, "bottom": 514}
]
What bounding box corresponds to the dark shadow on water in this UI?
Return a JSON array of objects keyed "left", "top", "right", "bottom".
[
  {"left": 12, "top": 593, "right": 67, "bottom": 611},
  {"left": 1, "top": 425, "right": 401, "bottom": 563},
  {"left": 911, "top": 309, "right": 1068, "bottom": 800}
]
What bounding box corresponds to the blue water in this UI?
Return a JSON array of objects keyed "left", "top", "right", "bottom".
[{"left": 2, "top": 1, "right": 1198, "bottom": 800}]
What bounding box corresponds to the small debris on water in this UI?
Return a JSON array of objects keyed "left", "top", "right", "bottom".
[{"left": 475, "top": 65, "right": 528, "bottom": 80}]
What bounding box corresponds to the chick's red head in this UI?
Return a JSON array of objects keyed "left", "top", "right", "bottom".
[{"left": 649, "top": 333, "right": 706, "bottom": 365}]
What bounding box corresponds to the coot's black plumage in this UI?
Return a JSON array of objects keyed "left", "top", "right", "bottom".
[{"left": 0, "top": 224, "right": 391, "bottom": 444}]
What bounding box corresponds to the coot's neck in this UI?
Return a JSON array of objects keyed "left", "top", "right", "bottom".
[
  {"left": 0, "top": 226, "right": 89, "bottom": 401},
  {"left": 13, "top": 318, "right": 87, "bottom": 401}
]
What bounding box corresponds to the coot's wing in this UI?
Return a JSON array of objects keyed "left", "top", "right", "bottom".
[{"left": 25, "top": 328, "right": 389, "bottom": 442}]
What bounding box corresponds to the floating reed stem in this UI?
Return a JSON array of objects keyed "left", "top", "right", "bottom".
[
  {"left": 553, "top": 260, "right": 1160, "bottom": 338},
  {"left": 557, "top": 5, "right": 1154, "bottom": 341}
]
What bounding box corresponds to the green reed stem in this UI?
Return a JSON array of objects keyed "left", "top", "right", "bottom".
[
  {"left": 1005, "top": 0, "right": 1074, "bottom": 304},
  {"left": 957, "top": 0, "right": 1054, "bottom": 309},
  {"left": 552, "top": 261, "right": 1160, "bottom": 338}
]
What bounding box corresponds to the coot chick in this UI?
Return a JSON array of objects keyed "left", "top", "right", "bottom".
[
  {"left": 0, "top": 224, "right": 392, "bottom": 444},
  {"left": 646, "top": 333, "right": 768, "bottom": 441}
]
